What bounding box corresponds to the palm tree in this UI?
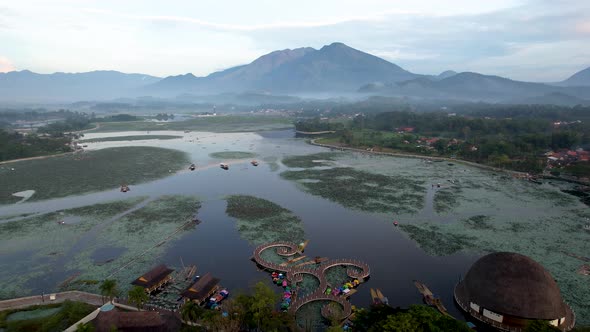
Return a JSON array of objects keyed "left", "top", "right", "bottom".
[
  {"left": 99, "top": 279, "right": 118, "bottom": 304},
  {"left": 128, "top": 286, "right": 149, "bottom": 310},
  {"left": 181, "top": 300, "right": 204, "bottom": 323}
]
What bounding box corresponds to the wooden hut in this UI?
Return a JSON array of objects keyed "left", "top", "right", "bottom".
[
  {"left": 181, "top": 272, "right": 220, "bottom": 304},
  {"left": 131, "top": 264, "right": 174, "bottom": 294}
]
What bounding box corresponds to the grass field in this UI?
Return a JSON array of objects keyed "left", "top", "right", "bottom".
[
  {"left": 89, "top": 115, "right": 293, "bottom": 133},
  {"left": 225, "top": 195, "right": 304, "bottom": 245},
  {"left": 77, "top": 135, "right": 182, "bottom": 143},
  {"left": 0, "top": 146, "right": 189, "bottom": 204},
  {"left": 0, "top": 301, "right": 95, "bottom": 332}
]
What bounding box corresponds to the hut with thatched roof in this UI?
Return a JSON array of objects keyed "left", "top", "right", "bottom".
[{"left": 454, "top": 252, "right": 575, "bottom": 331}]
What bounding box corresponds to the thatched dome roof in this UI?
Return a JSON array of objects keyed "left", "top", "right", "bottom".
[{"left": 456, "top": 252, "right": 568, "bottom": 319}]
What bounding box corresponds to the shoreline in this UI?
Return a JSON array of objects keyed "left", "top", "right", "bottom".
[{"left": 309, "top": 139, "right": 527, "bottom": 176}]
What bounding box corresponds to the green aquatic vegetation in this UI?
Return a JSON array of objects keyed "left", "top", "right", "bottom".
[
  {"left": 262, "top": 156, "right": 280, "bottom": 172},
  {"left": 77, "top": 135, "right": 182, "bottom": 143},
  {"left": 225, "top": 195, "right": 304, "bottom": 245},
  {"left": 0, "top": 146, "right": 189, "bottom": 204},
  {"left": 399, "top": 214, "right": 590, "bottom": 325},
  {"left": 282, "top": 152, "right": 341, "bottom": 168},
  {"left": 433, "top": 188, "right": 462, "bottom": 213},
  {"left": 90, "top": 115, "right": 293, "bottom": 133},
  {"left": 0, "top": 198, "right": 146, "bottom": 299},
  {"left": 281, "top": 167, "right": 425, "bottom": 213},
  {"left": 399, "top": 224, "right": 477, "bottom": 256},
  {"left": 463, "top": 215, "right": 495, "bottom": 230},
  {"left": 209, "top": 151, "right": 257, "bottom": 159},
  {"left": 64, "top": 195, "right": 200, "bottom": 295}
]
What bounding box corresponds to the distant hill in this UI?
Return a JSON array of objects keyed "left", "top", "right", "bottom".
[
  {"left": 148, "top": 42, "right": 419, "bottom": 95},
  {"left": 510, "top": 92, "right": 590, "bottom": 106},
  {"left": 561, "top": 67, "right": 590, "bottom": 86},
  {"left": 435, "top": 70, "right": 457, "bottom": 80},
  {"left": 361, "top": 72, "right": 590, "bottom": 103},
  {"left": 0, "top": 70, "right": 160, "bottom": 102}
]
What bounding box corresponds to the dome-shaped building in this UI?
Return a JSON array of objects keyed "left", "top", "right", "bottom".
[{"left": 454, "top": 252, "right": 575, "bottom": 331}]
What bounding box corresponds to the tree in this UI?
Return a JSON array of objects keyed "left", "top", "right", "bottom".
[
  {"left": 99, "top": 279, "right": 118, "bottom": 303},
  {"left": 127, "top": 286, "right": 149, "bottom": 310},
  {"left": 76, "top": 322, "right": 95, "bottom": 332},
  {"left": 251, "top": 281, "right": 279, "bottom": 330},
  {"left": 181, "top": 300, "right": 205, "bottom": 323},
  {"left": 524, "top": 320, "right": 560, "bottom": 332}
]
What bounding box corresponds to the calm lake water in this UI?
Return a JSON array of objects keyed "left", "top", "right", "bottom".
[{"left": 0, "top": 129, "right": 507, "bottom": 321}]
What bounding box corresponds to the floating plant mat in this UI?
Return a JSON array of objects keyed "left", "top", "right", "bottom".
[
  {"left": 400, "top": 210, "right": 590, "bottom": 325},
  {"left": 282, "top": 152, "right": 342, "bottom": 168},
  {"left": 0, "top": 146, "right": 189, "bottom": 204},
  {"left": 77, "top": 135, "right": 182, "bottom": 143},
  {"left": 0, "top": 197, "right": 146, "bottom": 299},
  {"left": 63, "top": 195, "right": 201, "bottom": 295},
  {"left": 281, "top": 167, "right": 425, "bottom": 214},
  {"left": 209, "top": 151, "right": 257, "bottom": 159},
  {"left": 89, "top": 115, "right": 293, "bottom": 133},
  {"left": 225, "top": 195, "right": 304, "bottom": 245}
]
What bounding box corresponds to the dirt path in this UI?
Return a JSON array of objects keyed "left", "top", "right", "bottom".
[{"left": 0, "top": 291, "right": 103, "bottom": 311}]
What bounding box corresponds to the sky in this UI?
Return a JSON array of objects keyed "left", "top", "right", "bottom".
[{"left": 0, "top": 0, "right": 589, "bottom": 82}]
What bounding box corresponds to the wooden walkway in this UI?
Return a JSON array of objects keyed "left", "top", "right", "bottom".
[{"left": 252, "top": 241, "right": 370, "bottom": 321}]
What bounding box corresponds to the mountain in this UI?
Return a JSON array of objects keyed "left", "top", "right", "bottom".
[
  {"left": 561, "top": 67, "right": 590, "bottom": 86},
  {"left": 361, "top": 72, "right": 590, "bottom": 103},
  {"left": 436, "top": 70, "right": 457, "bottom": 80},
  {"left": 511, "top": 92, "right": 590, "bottom": 106},
  {"left": 0, "top": 70, "right": 160, "bottom": 102},
  {"left": 149, "top": 42, "right": 419, "bottom": 95}
]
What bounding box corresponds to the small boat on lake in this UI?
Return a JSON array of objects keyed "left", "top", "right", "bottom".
[
  {"left": 120, "top": 184, "right": 130, "bottom": 192},
  {"left": 220, "top": 163, "right": 229, "bottom": 170},
  {"left": 189, "top": 163, "right": 196, "bottom": 171},
  {"left": 251, "top": 160, "right": 259, "bottom": 166}
]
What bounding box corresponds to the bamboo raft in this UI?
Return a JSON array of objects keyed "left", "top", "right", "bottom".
[
  {"left": 370, "top": 288, "right": 388, "bottom": 305},
  {"left": 185, "top": 265, "right": 197, "bottom": 280},
  {"left": 298, "top": 240, "right": 310, "bottom": 252},
  {"left": 292, "top": 257, "right": 328, "bottom": 268},
  {"left": 279, "top": 255, "right": 307, "bottom": 266},
  {"left": 60, "top": 272, "right": 81, "bottom": 289},
  {"left": 413, "top": 280, "right": 451, "bottom": 317}
]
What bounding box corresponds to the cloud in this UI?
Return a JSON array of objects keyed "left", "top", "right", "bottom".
[
  {"left": 0, "top": 56, "right": 15, "bottom": 72},
  {"left": 81, "top": 7, "right": 423, "bottom": 32}
]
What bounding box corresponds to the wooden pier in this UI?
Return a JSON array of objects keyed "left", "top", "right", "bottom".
[{"left": 252, "top": 241, "right": 370, "bottom": 321}]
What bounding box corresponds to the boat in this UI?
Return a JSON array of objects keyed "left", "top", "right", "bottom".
[
  {"left": 393, "top": 220, "right": 399, "bottom": 226},
  {"left": 220, "top": 163, "right": 229, "bottom": 170},
  {"left": 251, "top": 160, "right": 259, "bottom": 166},
  {"left": 120, "top": 184, "right": 130, "bottom": 192},
  {"left": 413, "top": 280, "right": 450, "bottom": 316},
  {"left": 370, "top": 288, "right": 382, "bottom": 305},
  {"left": 375, "top": 289, "right": 389, "bottom": 305},
  {"left": 189, "top": 163, "right": 196, "bottom": 171}
]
